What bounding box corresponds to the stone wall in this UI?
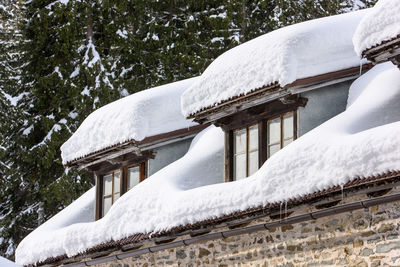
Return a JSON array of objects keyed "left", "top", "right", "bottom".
[{"left": 91, "top": 195, "right": 400, "bottom": 267}]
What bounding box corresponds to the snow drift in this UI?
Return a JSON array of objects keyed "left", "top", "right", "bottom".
[
  {"left": 181, "top": 10, "right": 368, "bottom": 117},
  {"left": 15, "top": 187, "right": 95, "bottom": 263},
  {"left": 61, "top": 77, "right": 198, "bottom": 164},
  {"left": 16, "top": 125, "right": 225, "bottom": 265},
  {"left": 16, "top": 63, "right": 400, "bottom": 266},
  {"left": 353, "top": 0, "right": 400, "bottom": 56}
]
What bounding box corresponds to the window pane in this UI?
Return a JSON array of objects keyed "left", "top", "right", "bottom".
[
  {"left": 248, "top": 150, "right": 258, "bottom": 176},
  {"left": 234, "top": 153, "right": 247, "bottom": 180},
  {"left": 283, "top": 114, "right": 294, "bottom": 139},
  {"left": 103, "top": 174, "right": 112, "bottom": 196},
  {"left": 249, "top": 125, "right": 258, "bottom": 151},
  {"left": 103, "top": 196, "right": 112, "bottom": 216},
  {"left": 128, "top": 166, "right": 140, "bottom": 190},
  {"left": 114, "top": 171, "right": 120, "bottom": 194},
  {"left": 234, "top": 128, "right": 247, "bottom": 154},
  {"left": 268, "top": 144, "right": 280, "bottom": 158},
  {"left": 283, "top": 138, "right": 293, "bottom": 147},
  {"left": 114, "top": 192, "right": 120, "bottom": 202},
  {"left": 268, "top": 118, "right": 281, "bottom": 144}
]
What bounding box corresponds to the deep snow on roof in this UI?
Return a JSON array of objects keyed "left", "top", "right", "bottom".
[
  {"left": 353, "top": 0, "right": 400, "bottom": 56},
  {"left": 16, "top": 63, "right": 400, "bottom": 266},
  {"left": 61, "top": 77, "right": 198, "bottom": 164},
  {"left": 181, "top": 10, "right": 368, "bottom": 117},
  {"left": 16, "top": 125, "right": 225, "bottom": 265}
]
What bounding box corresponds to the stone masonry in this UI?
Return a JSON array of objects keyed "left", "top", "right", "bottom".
[{"left": 88, "top": 192, "right": 400, "bottom": 267}]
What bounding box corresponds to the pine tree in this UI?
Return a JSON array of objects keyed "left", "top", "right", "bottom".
[
  {"left": 0, "top": 0, "right": 26, "bottom": 257},
  {"left": 0, "top": 0, "right": 93, "bottom": 258},
  {"left": 274, "top": 0, "right": 356, "bottom": 27},
  {"left": 352, "top": 0, "right": 377, "bottom": 9}
]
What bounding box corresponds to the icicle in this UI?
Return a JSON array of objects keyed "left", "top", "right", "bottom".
[
  {"left": 284, "top": 201, "right": 288, "bottom": 220},
  {"left": 340, "top": 183, "right": 344, "bottom": 202},
  {"left": 359, "top": 59, "right": 363, "bottom": 76},
  {"left": 280, "top": 202, "right": 283, "bottom": 221}
]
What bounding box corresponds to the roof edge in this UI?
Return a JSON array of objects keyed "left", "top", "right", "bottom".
[
  {"left": 362, "top": 35, "right": 400, "bottom": 65},
  {"left": 64, "top": 124, "right": 208, "bottom": 168},
  {"left": 189, "top": 64, "right": 372, "bottom": 124}
]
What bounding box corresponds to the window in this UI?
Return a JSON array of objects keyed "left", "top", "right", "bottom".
[
  {"left": 101, "top": 170, "right": 121, "bottom": 216},
  {"left": 267, "top": 112, "right": 295, "bottom": 158},
  {"left": 233, "top": 125, "right": 259, "bottom": 180},
  {"left": 96, "top": 161, "right": 147, "bottom": 219},
  {"left": 127, "top": 162, "right": 146, "bottom": 190},
  {"left": 228, "top": 110, "right": 297, "bottom": 181}
]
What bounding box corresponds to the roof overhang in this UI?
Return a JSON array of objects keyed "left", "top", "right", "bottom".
[
  {"left": 189, "top": 64, "right": 373, "bottom": 124},
  {"left": 65, "top": 124, "right": 209, "bottom": 170},
  {"left": 363, "top": 35, "right": 400, "bottom": 67}
]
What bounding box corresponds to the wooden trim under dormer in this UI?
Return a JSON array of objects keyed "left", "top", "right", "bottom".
[
  {"left": 68, "top": 124, "right": 209, "bottom": 170},
  {"left": 222, "top": 96, "right": 303, "bottom": 181},
  {"left": 215, "top": 96, "right": 306, "bottom": 132},
  {"left": 190, "top": 64, "right": 372, "bottom": 125},
  {"left": 362, "top": 35, "right": 400, "bottom": 67}
]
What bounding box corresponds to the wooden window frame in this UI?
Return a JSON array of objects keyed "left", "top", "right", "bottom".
[
  {"left": 232, "top": 123, "right": 259, "bottom": 180},
  {"left": 95, "top": 161, "right": 148, "bottom": 220},
  {"left": 123, "top": 162, "right": 147, "bottom": 193},
  {"left": 226, "top": 110, "right": 297, "bottom": 182},
  {"left": 266, "top": 111, "right": 297, "bottom": 159},
  {"left": 98, "top": 169, "right": 122, "bottom": 218}
]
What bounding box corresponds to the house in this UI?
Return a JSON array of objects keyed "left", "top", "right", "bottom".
[
  {"left": 15, "top": 4, "right": 400, "bottom": 267},
  {"left": 353, "top": 0, "right": 400, "bottom": 68},
  {"left": 60, "top": 77, "right": 213, "bottom": 220}
]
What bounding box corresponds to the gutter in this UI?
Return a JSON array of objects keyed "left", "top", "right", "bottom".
[{"left": 63, "top": 192, "right": 400, "bottom": 267}]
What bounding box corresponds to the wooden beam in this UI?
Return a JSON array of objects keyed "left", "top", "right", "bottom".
[
  {"left": 374, "top": 46, "right": 400, "bottom": 64},
  {"left": 215, "top": 96, "right": 307, "bottom": 131},
  {"left": 66, "top": 124, "right": 208, "bottom": 168},
  {"left": 363, "top": 35, "right": 400, "bottom": 57},
  {"left": 191, "top": 64, "right": 371, "bottom": 125},
  {"left": 79, "top": 146, "right": 141, "bottom": 171}
]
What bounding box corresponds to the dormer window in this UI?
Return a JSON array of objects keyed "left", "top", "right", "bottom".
[
  {"left": 267, "top": 112, "right": 295, "bottom": 158},
  {"left": 230, "top": 111, "right": 296, "bottom": 181},
  {"left": 126, "top": 163, "right": 146, "bottom": 190},
  {"left": 96, "top": 161, "right": 147, "bottom": 219},
  {"left": 233, "top": 125, "right": 259, "bottom": 180},
  {"left": 102, "top": 170, "right": 121, "bottom": 216},
  {"left": 217, "top": 98, "right": 305, "bottom": 182}
]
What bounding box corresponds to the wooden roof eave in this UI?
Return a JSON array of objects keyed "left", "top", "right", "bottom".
[
  {"left": 65, "top": 124, "right": 209, "bottom": 170},
  {"left": 190, "top": 64, "right": 372, "bottom": 125},
  {"left": 189, "top": 83, "right": 283, "bottom": 124},
  {"left": 363, "top": 35, "right": 400, "bottom": 66}
]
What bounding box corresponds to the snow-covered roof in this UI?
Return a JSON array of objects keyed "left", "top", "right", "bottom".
[
  {"left": 181, "top": 10, "right": 368, "bottom": 117},
  {"left": 17, "top": 125, "right": 225, "bottom": 265},
  {"left": 0, "top": 256, "right": 21, "bottom": 267},
  {"left": 16, "top": 62, "right": 400, "bottom": 266},
  {"left": 61, "top": 78, "right": 198, "bottom": 164},
  {"left": 353, "top": 0, "right": 400, "bottom": 56},
  {"left": 15, "top": 187, "right": 95, "bottom": 264}
]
